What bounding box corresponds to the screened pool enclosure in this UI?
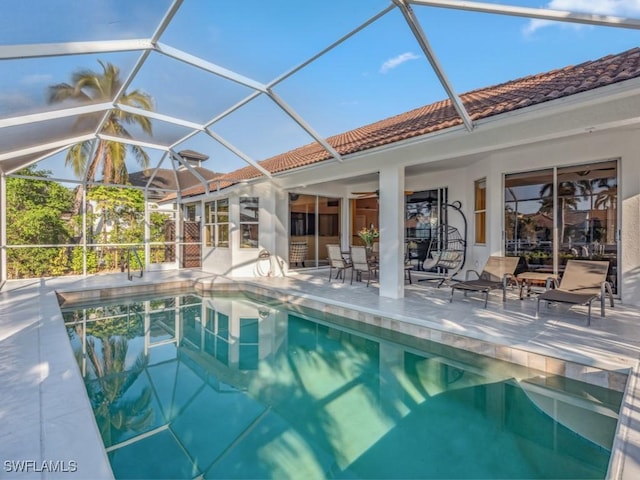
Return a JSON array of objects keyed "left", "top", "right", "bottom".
[{"left": 1, "top": 0, "right": 640, "bottom": 285}]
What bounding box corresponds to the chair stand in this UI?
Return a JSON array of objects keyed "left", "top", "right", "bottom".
[{"left": 329, "top": 266, "right": 346, "bottom": 283}]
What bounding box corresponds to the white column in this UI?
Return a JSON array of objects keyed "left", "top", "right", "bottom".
[
  {"left": 0, "top": 174, "right": 6, "bottom": 286},
  {"left": 82, "top": 185, "right": 87, "bottom": 276},
  {"left": 379, "top": 165, "right": 405, "bottom": 299},
  {"left": 144, "top": 190, "right": 150, "bottom": 269},
  {"left": 176, "top": 200, "right": 184, "bottom": 269},
  {"left": 341, "top": 191, "right": 351, "bottom": 253}
]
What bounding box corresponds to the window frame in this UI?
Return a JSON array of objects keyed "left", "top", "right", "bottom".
[
  {"left": 474, "top": 178, "right": 487, "bottom": 245},
  {"left": 239, "top": 197, "right": 259, "bottom": 249},
  {"left": 204, "top": 198, "right": 229, "bottom": 248}
]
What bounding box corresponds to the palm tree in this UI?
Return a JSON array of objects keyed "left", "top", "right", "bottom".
[
  {"left": 594, "top": 183, "right": 618, "bottom": 210},
  {"left": 84, "top": 336, "right": 154, "bottom": 448},
  {"left": 48, "top": 60, "right": 154, "bottom": 213},
  {"left": 68, "top": 309, "right": 153, "bottom": 448},
  {"left": 539, "top": 181, "right": 578, "bottom": 245},
  {"left": 576, "top": 177, "right": 612, "bottom": 243}
]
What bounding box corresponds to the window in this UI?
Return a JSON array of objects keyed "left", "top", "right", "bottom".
[
  {"left": 184, "top": 204, "right": 197, "bottom": 221},
  {"left": 504, "top": 160, "right": 618, "bottom": 293},
  {"left": 505, "top": 169, "right": 553, "bottom": 259},
  {"left": 204, "top": 309, "right": 229, "bottom": 365},
  {"left": 180, "top": 295, "right": 203, "bottom": 347},
  {"left": 404, "top": 189, "right": 447, "bottom": 241},
  {"left": 204, "top": 199, "right": 229, "bottom": 247},
  {"left": 240, "top": 197, "right": 259, "bottom": 248},
  {"left": 474, "top": 179, "right": 486, "bottom": 244},
  {"left": 239, "top": 317, "right": 259, "bottom": 370},
  {"left": 289, "top": 194, "right": 340, "bottom": 268}
]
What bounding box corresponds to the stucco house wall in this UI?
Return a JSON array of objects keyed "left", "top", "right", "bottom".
[
  {"left": 186, "top": 62, "right": 640, "bottom": 305},
  {"left": 193, "top": 123, "right": 640, "bottom": 305},
  {"left": 201, "top": 183, "right": 283, "bottom": 278}
]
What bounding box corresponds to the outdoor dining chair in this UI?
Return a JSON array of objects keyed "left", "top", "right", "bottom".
[
  {"left": 350, "top": 245, "right": 377, "bottom": 286},
  {"left": 450, "top": 256, "right": 520, "bottom": 307},
  {"left": 327, "top": 244, "right": 352, "bottom": 282},
  {"left": 536, "top": 259, "right": 614, "bottom": 325}
]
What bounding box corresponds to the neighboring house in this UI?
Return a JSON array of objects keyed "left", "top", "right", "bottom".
[
  {"left": 129, "top": 149, "right": 221, "bottom": 202},
  {"left": 167, "top": 47, "right": 640, "bottom": 305},
  {"left": 91, "top": 150, "right": 220, "bottom": 267}
]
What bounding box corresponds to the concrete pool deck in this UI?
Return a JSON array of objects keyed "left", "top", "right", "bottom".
[{"left": 1, "top": 268, "right": 640, "bottom": 478}]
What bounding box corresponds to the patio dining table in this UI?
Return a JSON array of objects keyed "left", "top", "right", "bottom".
[
  {"left": 516, "top": 271, "right": 559, "bottom": 300},
  {"left": 342, "top": 250, "right": 413, "bottom": 284}
]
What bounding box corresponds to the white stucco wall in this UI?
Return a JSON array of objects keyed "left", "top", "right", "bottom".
[
  {"left": 201, "top": 183, "right": 285, "bottom": 278},
  {"left": 456, "top": 129, "right": 640, "bottom": 304},
  {"left": 189, "top": 86, "right": 640, "bottom": 304}
]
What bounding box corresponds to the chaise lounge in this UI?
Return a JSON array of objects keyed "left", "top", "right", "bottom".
[
  {"left": 536, "top": 259, "right": 614, "bottom": 325},
  {"left": 450, "top": 256, "right": 519, "bottom": 308}
]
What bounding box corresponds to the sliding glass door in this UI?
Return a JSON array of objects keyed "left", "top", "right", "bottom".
[
  {"left": 504, "top": 169, "right": 554, "bottom": 265},
  {"left": 405, "top": 188, "right": 448, "bottom": 270},
  {"left": 289, "top": 194, "right": 340, "bottom": 268},
  {"left": 504, "top": 160, "right": 618, "bottom": 293}
]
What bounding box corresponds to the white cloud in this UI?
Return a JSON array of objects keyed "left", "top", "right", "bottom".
[
  {"left": 523, "top": 0, "right": 640, "bottom": 35},
  {"left": 21, "top": 73, "right": 53, "bottom": 86},
  {"left": 380, "top": 52, "right": 421, "bottom": 74}
]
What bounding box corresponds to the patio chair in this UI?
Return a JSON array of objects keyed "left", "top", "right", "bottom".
[
  {"left": 450, "top": 256, "right": 519, "bottom": 308},
  {"left": 327, "top": 244, "right": 352, "bottom": 283},
  {"left": 289, "top": 241, "right": 308, "bottom": 267},
  {"left": 350, "top": 245, "right": 377, "bottom": 286},
  {"left": 536, "top": 260, "right": 614, "bottom": 325}
]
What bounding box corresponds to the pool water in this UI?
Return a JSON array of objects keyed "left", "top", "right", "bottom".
[{"left": 62, "top": 291, "right": 622, "bottom": 479}]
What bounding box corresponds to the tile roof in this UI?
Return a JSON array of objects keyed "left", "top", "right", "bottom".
[
  {"left": 130, "top": 166, "right": 220, "bottom": 199},
  {"left": 176, "top": 47, "right": 640, "bottom": 199}
]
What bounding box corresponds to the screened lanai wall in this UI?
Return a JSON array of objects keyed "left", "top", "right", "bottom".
[{"left": 2, "top": 0, "right": 640, "bottom": 286}]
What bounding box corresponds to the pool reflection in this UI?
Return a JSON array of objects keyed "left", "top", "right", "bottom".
[{"left": 64, "top": 292, "right": 621, "bottom": 479}]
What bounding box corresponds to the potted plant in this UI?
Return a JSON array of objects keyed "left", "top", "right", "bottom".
[{"left": 358, "top": 225, "right": 379, "bottom": 250}]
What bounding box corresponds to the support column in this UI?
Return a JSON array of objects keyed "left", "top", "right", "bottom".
[
  {"left": 0, "top": 174, "right": 6, "bottom": 287},
  {"left": 341, "top": 191, "right": 351, "bottom": 253},
  {"left": 82, "top": 186, "right": 87, "bottom": 276},
  {"left": 144, "top": 189, "right": 150, "bottom": 269},
  {"left": 379, "top": 165, "right": 405, "bottom": 299},
  {"left": 176, "top": 195, "right": 183, "bottom": 269}
]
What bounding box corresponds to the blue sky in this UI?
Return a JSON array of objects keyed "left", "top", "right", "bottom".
[{"left": 2, "top": 0, "right": 640, "bottom": 180}]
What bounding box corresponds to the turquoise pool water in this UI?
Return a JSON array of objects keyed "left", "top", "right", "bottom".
[{"left": 62, "top": 291, "right": 622, "bottom": 479}]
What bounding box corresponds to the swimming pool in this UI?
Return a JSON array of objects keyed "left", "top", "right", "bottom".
[{"left": 62, "top": 290, "right": 622, "bottom": 479}]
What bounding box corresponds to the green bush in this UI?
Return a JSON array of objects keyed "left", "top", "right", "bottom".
[{"left": 71, "top": 247, "right": 98, "bottom": 274}]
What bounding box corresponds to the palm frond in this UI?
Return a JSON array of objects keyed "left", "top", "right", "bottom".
[
  {"left": 47, "top": 60, "right": 155, "bottom": 183},
  {"left": 47, "top": 83, "right": 92, "bottom": 103},
  {"left": 131, "top": 145, "right": 150, "bottom": 170},
  {"left": 65, "top": 143, "right": 91, "bottom": 178}
]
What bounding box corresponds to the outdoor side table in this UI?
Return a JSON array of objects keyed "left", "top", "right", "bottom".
[{"left": 516, "top": 272, "right": 560, "bottom": 300}]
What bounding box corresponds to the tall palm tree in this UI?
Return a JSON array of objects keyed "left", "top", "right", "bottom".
[
  {"left": 539, "top": 181, "right": 578, "bottom": 245},
  {"left": 69, "top": 309, "right": 153, "bottom": 448},
  {"left": 84, "top": 335, "right": 154, "bottom": 448},
  {"left": 48, "top": 60, "right": 154, "bottom": 212},
  {"left": 594, "top": 182, "right": 618, "bottom": 210}
]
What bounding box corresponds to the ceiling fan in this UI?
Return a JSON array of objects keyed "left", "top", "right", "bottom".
[{"left": 351, "top": 189, "right": 414, "bottom": 198}]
